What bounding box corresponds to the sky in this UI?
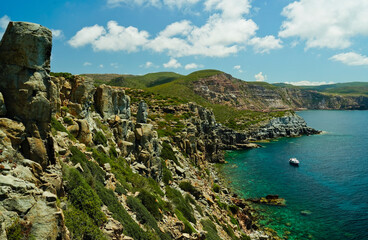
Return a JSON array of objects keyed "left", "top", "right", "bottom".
[{"left": 1, "top": 0, "right": 368, "bottom": 85}]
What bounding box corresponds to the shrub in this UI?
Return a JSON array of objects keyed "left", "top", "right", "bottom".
[
  {"left": 179, "top": 181, "right": 201, "bottom": 199},
  {"left": 222, "top": 223, "right": 237, "bottom": 240},
  {"left": 201, "top": 219, "right": 221, "bottom": 240},
  {"left": 161, "top": 142, "right": 181, "bottom": 167},
  {"left": 175, "top": 209, "right": 196, "bottom": 234},
  {"left": 185, "top": 194, "right": 203, "bottom": 216},
  {"left": 63, "top": 116, "right": 73, "bottom": 125},
  {"left": 212, "top": 183, "right": 220, "bottom": 193},
  {"left": 126, "top": 196, "right": 158, "bottom": 229},
  {"left": 95, "top": 182, "right": 150, "bottom": 240},
  {"left": 165, "top": 187, "right": 196, "bottom": 224},
  {"left": 138, "top": 190, "right": 162, "bottom": 220},
  {"left": 6, "top": 218, "right": 33, "bottom": 240},
  {"left": 115, "top": 183, "right": 126, "bottom": 195},
  {"left": 93, "top": 131, "right": 107, "bottom": 146},
  {"left": 65, "top": 204, "right": 107, "bottom": 240},
  {"left": 51, "top": 117, "right": 75, "bottom": 140}
]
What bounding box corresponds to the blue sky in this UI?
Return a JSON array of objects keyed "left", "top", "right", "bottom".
[{"left": 1, "top": 0, "right": 368, "bottom": 85}]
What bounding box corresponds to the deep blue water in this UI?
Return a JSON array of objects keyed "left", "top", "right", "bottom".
[{"left": 221, "top": 111, "right": 368, "bottom": 240}]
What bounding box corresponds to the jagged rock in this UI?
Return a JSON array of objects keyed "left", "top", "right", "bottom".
[
  {"left": 42, "top": 191, "right": 57, "bottom": 202},
  {"left": 3, "top": 194, "right": 36, "bottom": 213},
  {"left": 137, "top": 101, "right": 148, "bottom": 123},
  {"left": 0, "top": 174, "right": 36, "bottom": 192},
  {"left": 95, "top": 85, "right": 131, "bottom": 119},
  {"left": 0, "top": 118, "right": 26, "bottom": 148}
]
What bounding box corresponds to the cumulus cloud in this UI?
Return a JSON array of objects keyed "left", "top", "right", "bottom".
[
  {"left": 254, "top": 72, "right": 266, "bottom": 81},
  {"left": 163, "top": 58, "right": 182, "bottom": 68},
  {"left": 51, "top": 29, "right": 64, "bottom": 40},
  {"left": 185, "top": 63, "right": 202, "bottom": 70},
  {"left": 99, "top": 64, "right": 104, "bottom": 68},
  {"left": 329, "top": 52, "right": 368, "bottom": 66},
  {"left": 83, "top": 62, "right": 92, "bottom": 66},
  {"left": 285, "top": 81, "right": 334, "bottom": 86},
  {"left": 71, "top": 0, "right": 281, "bottom": 57},
  {"left": 68, "top": 21, "right": 149, "bottom": 52},
  {"left": 279, "top": 0, "right": 368, "bottom": 49},
  {"left": 249, "top": 36, "right": 283, "bottom": 54}
]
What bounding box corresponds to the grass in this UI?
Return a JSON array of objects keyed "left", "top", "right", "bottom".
[
  {"left": 93, "top": 131, "right": 107, "bottom": 146},
  {"left": 174, "top": 209, "right": 196, "bottom": 234},
  {"left": 201, "top": 219, "right": 222, "bottom": 240},
  {"left": 6, "top": 218, "right": 34, "bottom": 240},
  {"left": 51, "top": 117, "right": 75, "bottom": 140},
  {"left": 161, "top": 142, "right": 181, "bottom": 167},
  {"left": 137, "top": 190, "right": 162, "bottom": 220}
]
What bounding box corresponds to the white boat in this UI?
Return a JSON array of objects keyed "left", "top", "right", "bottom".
[{"left": 289, "top": 158, "right": 300, "bottom": 166}]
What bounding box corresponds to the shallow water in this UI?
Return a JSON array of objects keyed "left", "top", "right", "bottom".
[{"left": 221, "top": 110, "right": 368, "bottom": 240}]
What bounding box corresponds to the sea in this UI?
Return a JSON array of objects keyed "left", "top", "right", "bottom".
[{"left": 220, "top": 110, "right": 368, "bottom": 240}]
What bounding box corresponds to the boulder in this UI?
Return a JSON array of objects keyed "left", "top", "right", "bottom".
[
  {"left": 77, "top": 119, "right": 92, "bottom": 145},
  {"left": 137, "top": 101, "right": 148, "bottom": 123},
  {"left": 0, "top": 118, "right": 26, "bottom": 147},
  {"left": 23, "top": 137, "right": 49, "bottom": 168},
  {"left": 95, "top": 85, "right": 131, "bottom": 119}
]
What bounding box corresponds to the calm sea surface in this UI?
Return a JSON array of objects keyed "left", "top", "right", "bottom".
[{"left": 221, "top": 110, "right": 368, "bottom": 240}]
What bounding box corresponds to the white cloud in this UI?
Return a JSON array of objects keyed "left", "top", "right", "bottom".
[
  {"left": 110, "top": 62, "right": 119, "bottom": 68},
  {"left": 51, "top": 29, "right": 64, "bottom": 40},
  {"left": 68, "top": 21, "right": 149, "bottom": 52},
  {"left": 285, "top": 81, "right": 334, "bottom": 86},
  {"left": 204, "top": 0, "right": 251, "bottom": 19},
  {"left": 145, "top": 61, "right": 153, "bottom": 68},
  {"left": 0, "top": 15, "right": 10, "bottom": 29},
  {"left": 68, "top": 24, "right": 106, "bottom": 48},
  {"left": 83, "top": 62, "right": 92, "bottom": 66},
  {"left": 329, "top": 52, "right": 368, "bottom": 66},
  {"left": 279, "top": 0, "right": 368, "bottom": 49},
  {"left": 185, "top": 63, "right": 202, "bottom": 70},
  {"left": 249, "top": 35, "right": 283, "bottom": 54},
  {"left": 159, "top": 20, "right": 193, "bottom": 37},
  {"left": 233, "top": 65, "right": 243, "bottom": 73},
  {"left": 99, "top": 64, "right": 104, "bottom": 68},
  {"left": 163, "top": 58, "right": 182, "bottom": 68},
  {"left": 106, "top": 0, "right": 198, "bottom": 8},
  {"left": 254, "top": 72, "right": 266, "bottom": 81}
]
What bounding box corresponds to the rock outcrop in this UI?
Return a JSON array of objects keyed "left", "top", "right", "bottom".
[{"left": 95, "top": 84, "right": 131, "bottom": 119}]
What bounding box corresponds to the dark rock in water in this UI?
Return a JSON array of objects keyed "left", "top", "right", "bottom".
[
  {"left": 248, "top": 195, "right": 286, "bottom": 206},
  {"left": 137, "top": 100, "right": 148, "bottom": 123},
  {"left": 266, "top": 194, "right": 279, "bottom": 200}
]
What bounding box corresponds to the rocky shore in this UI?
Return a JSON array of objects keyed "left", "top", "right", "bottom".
[{"left": 0, "top": 22, "right": 318, "bottom": 240}]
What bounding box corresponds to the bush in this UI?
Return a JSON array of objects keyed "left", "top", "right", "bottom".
[
  {"left": 222, "top": 223, "right": 237, "bottom": 240},
  {"left": 93, "top": 131, "right": 107, "bottom": 146},
  {"left": 165, "top": 187, "right": 196, "bottom": 224},
  {"left": 175, "top": 209, "right": 196, "bottom": 234},
  {"left": 95, "top": 182, "right": 150, "bottom": 240},
  {"left": 212, "top": 183, "right": 220, "bottom": 193},
  {"left": 201, "top": 219, "right": 221, "bottom": 240},
  {"left": 138, "top": 190, "right": 162, "bottom": 220},
  {"left": 63, "top": 116, "right": 73, "bottom": 125},
  {"left": 6, "top": 218, "right": 33, "bottom": 240},
  {"left": 115, "top": 183, "right": 126, "bottom": 195},
  {"left": 179, "top": 181, "right": 201, "bottom": 199},
  {"left": 51, "top": 117, "right": 75, "bottom": 140},
  {"left": 65, "top": 204, "right": 107, "bottom": 240},
  {"left": 126, "top": 196, "right": 158, "bottom": 229},
  {"left": 161, "top": 142, "right": 181, "bottom": 167}
]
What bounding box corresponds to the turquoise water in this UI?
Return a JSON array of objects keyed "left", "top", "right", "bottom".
[{"left": 222, "top": 111, "right": 368, "bottom": 240}]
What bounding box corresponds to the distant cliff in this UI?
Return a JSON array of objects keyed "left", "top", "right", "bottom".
[{"left": 192, "top": 73, "right": 368, "bottom": 111}]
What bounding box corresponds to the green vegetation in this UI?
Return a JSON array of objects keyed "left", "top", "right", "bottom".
[
  {"left": 179, "top": 181, "right": 201, "bottom": 199},
  {"left": 50, "top": 72, "right": 73, "bottom": 80},
  {"left": 165, "top": 186, "right": 196, "bottom": 224},
  {"left": 138, "top": 190, "right": 162, "bottom": 220},
  {"left": 161, "top": 142, "right": 181, "bottom": 166},
  {"left": 201, "top": 219, "right": 222, "bottom": 240},
  {"left": 51, "top": 117, "right": 75, "bottom": 140},
  {"left": 6, "top": 218, "right": 34, "bottom": 240},
  {"left": 63, "top": 116, "right": 73, "bottom": 125},
  {"left": 212, "top": 183, "right": 220, "bottom": 193},
  {"left": 162, "top": 160, "right": 173, "bottom": 185},
  {"left": 93, "top": 131, "right": 108, "bottom": 146}
]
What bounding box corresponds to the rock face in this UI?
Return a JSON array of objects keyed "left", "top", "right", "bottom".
[
  {"left": 0, "top": 21, "right": 55, "bottom": 167},
  {"left": 95, "top": 85, "right": 131, "bottom": 119},
  {"left": 0, "top": 22, "right": 52, "bottom": 133}
]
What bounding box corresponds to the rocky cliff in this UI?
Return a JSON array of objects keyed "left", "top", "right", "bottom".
[
  {"left": 193, "top": 73, "right": 368, "bottom": 111},
  {"left": 0, "top": 22, "right": 318, "bottom": 240}
]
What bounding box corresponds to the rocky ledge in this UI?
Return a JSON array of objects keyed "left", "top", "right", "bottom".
[{"left": 0, "top": 22, "right": 317, "bottom": 240}]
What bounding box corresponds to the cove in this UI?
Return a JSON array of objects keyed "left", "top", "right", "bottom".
[{"left": 221, "top": 110, "right": 368, "bottom": 240}]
